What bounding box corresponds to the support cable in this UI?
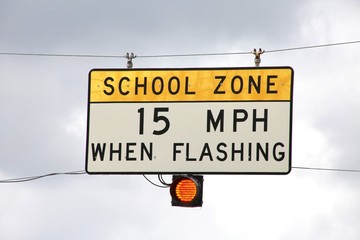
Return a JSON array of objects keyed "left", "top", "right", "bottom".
[
  {"left": 292, "top": 166, "right": 360, "bottom": 173},
  {"left": 266, "top": 40, "right": 360, "bottom": 53},
  {"left": 1, "top": 166, "right": 360, "bottom": 185},
  {"left": 0, "top": 170, "right": 86, "bottom": 183},
  {"left": 0, "top": 40, "right": 359, "bottom": 60}
]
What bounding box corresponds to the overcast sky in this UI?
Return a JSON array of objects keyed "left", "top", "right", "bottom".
[{"left": 1, "top": 0, "right": 360, "bottom": 239}]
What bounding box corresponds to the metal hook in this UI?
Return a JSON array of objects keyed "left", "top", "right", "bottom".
[
  {"left": 125, "top": 52, "right": 136, "bottom": 68},
  {"left": 252, "top": 48, "right": 265, "bottom": 67}
]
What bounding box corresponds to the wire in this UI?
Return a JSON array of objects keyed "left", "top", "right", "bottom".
[
  {"left": 1, "top": 165, "right": 360, "bottom": 184},
  {"left": 136, "top": 40, "right": 360, "bottom": 58},
  {"left": 0, "top": 52, "right": 125, "bottom": 59},
  {"left": 266, "top": 40, "right": 360, "bottom": 53},
  {"left": 0, "top": 170, "right": 86, "bottom": 183},
  {"left": 292, "top": 166, "right": 360, "bottom": 173},
  {"left": 158, "top": 174, "right": 171, "bottom": 186},
  {"left": 137, "top": 51, "right": 251, "bottom": 58},
  {"left": 143, "top": 175, "right": 169, "bottom": 188},
  {"left": 0, "top": 40, "right": 359, "bottom": 60}
]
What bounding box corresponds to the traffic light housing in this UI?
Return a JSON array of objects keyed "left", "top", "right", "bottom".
[{"left": 170, "top": 175, "right": 203, "bottom": 207}]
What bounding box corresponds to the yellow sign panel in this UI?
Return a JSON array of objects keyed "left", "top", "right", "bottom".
[{"left": 89, "top": 67, "right": 293, "bottom": 102}]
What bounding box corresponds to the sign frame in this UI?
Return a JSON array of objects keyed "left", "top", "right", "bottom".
[{"left": 85, "top": 67, "right": 294, "bottom": 175}]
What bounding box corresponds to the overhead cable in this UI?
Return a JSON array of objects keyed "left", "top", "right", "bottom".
[
  {"left": 0, "top": 170, "right": 86, "bottom": 183},
  {"left": 0, "top": 40, "right": 359, "bottom": 59},
  {"left": 1, "top": 166, "right": 360, "bottom": 184},
  {"left": 0, "top": 52, "right": 124, "bottom": 59},
  {"left": 266, "top": 40, "right": 360, "bottom": 53},
  {"left": 292, "top": 166, "right": 360, "bottom": 173}
]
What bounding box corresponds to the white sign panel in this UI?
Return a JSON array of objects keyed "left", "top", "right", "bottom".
[{"left": 86, "top": 67, "right": 294, "bottom": 174}]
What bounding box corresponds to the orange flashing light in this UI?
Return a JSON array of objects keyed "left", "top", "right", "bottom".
[
  {"left": 170, "top": 175, "right": 203, "bottom": 207},
  {"left": 175, "top": 178, "right": 197, "bottom": 202}
]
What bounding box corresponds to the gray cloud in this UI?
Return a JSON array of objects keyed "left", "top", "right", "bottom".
[
  {"left": 1, "top": 0, "right": 305, "bottom": 54},
  {"left": 1, "top": 0, "right": 360, "bottom": 239}
]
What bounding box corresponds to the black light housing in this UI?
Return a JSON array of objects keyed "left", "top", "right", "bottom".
[{"left": 170, "top": 175, "right": 203, "bottom": 207}]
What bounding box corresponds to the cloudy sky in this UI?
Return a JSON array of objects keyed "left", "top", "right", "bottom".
[{"left": 1, "top": 0, "right": 360, "bottom": 239}]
